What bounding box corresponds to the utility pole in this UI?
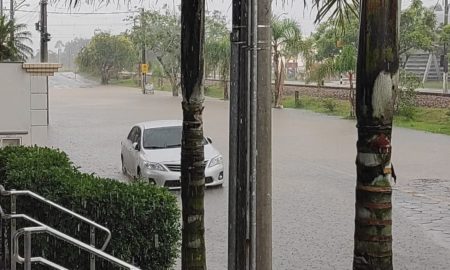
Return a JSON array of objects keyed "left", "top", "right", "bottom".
[
  {"left": 256, "top": 0, "right": 272, "bottom": 267},
  {"left": 39, "top": 0, "right": 49, "bottom": 62},
  {"left": 444, "top": 0, "right": 449, "bottom": 94},
  {"left": 9, "top": 0, "right": 13, "bottom": 43},
  {"left": 229, "top": 0, "right": 272, "bottom": 268},
  {"left": 1, "top": 0, "right": 3, "bottom": 17},
  {"left": 141, "top": 8, "right": 146, "bottom": 91}
]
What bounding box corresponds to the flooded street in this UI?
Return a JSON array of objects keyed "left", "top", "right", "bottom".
[{"left": 48, "top": 73, "right": 450, "bottom": 269}]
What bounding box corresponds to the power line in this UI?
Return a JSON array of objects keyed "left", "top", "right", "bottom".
[{"left": 8, "top": 9, "right": 136, "bottom": 15}]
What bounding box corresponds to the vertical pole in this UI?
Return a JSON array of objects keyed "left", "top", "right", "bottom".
[
  {"left": 228, "top": 30, "right": 239, "bottom": 270},
  {"left": 444, "top": 0, "right": 449, "bottom": 94},
  {"left": 141, "top": 8, "right": 146, "bottom": 92},
  {"left": 40, "top": 0, "right": 48, "bottom": 63},
  {"left": 228, "top": 0, "right": 249, "bottom": 268},
  {"left": 256, "top": 0, "right": 272, "bottom": 268},
  {"left": 10, "top": 195, "right": 16, "bottom": 270},
  {"left": 9, "top": 0, "right": 13, "bottom": 43},
  {"left": 24, "top": 231, "right": 32, "bottom": 270},
  {"left": 1, "top": 0, "right": 3, "bottom": 17},
  {"left": 249, "top": 0, "right": 257, "bottom": 267},
  {"left": 90, "top": 226, "right": 95, "bottom": 270}
]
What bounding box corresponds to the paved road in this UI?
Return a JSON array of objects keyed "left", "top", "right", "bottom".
[{"left": 48, "top": 73, "right": 450, "bottom": 269}]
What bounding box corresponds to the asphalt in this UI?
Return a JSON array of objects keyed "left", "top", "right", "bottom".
[{"left": 47, "top": 73, "right": 450, "bottom": 269}]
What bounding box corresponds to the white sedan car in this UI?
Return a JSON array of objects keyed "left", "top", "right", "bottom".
[{"left": 121, "top": 120, "right": 224, "bottom": 188}]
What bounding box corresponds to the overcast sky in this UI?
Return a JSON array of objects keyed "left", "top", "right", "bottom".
[{"left": 3, "top": 0, "right": 443, "bottom": 52}]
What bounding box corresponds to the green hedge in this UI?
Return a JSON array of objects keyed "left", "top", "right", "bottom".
[{"left": 0, "top": 146, "right": 180, "bottom": 270}]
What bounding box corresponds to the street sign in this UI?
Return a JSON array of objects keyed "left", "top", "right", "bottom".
[{"left": 141, "top": 64, "right": 149, "bottom": 74}]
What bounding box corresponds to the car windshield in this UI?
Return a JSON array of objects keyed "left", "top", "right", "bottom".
[
  {"left": 143, "top": 126, "right": 182, "bottom": 149},
  {"left": 143, "top": 126, "right": 209, "bottom": 149}
]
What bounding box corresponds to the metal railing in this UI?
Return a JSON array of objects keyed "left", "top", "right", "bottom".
[
  {"left": 0, "top": 186, "right": 140, "bottom": 270},
  {"left": 12, "top": 225, "right": 140, "bottom": 270}
]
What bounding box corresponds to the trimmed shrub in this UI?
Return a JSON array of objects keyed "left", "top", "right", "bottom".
[{"left": 0, "top": 146, "right": 180, "bottom": 270}]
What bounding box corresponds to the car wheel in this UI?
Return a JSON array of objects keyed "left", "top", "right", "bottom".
[
  {"left": 121, "top": 156, "right": 127, "bottom": 175},
  {"left": 148, "top": 179, "right": 156, "bottom": 185}
]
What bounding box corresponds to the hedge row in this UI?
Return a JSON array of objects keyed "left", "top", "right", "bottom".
[{"left": 0, "top": 146, "right": 180, "bottom": 270}]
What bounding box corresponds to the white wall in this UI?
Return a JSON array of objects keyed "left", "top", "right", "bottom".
[{"left": 0, "top": 63, "right": 48, "bottom": 147}]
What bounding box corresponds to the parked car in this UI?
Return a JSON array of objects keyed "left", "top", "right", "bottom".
[{"left": 121, "top": 120, "right": 224, "bottom": 188}]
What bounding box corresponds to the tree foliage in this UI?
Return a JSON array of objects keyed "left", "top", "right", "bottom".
[
  {"left": 400, "top": 0, "right": 437, "bottom": 56},
  {"left": 77, "top": 33, "right": 137, "bottom": 84},
  {"left": 313, "top": 12, "right": 358, "bottom": 61},
  {"left": 0, "top": 16, "right": 33, "bottom": 61},
  {"left": 205, "top": 11, "right": 230, "bottom": 99},
  {"left": 128, "top": 10, "right": 181, "bottom": 96}
]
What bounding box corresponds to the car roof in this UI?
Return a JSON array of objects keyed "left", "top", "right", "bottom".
[{"left": 136, "top": 120, "right": 182, "bottom": 130}]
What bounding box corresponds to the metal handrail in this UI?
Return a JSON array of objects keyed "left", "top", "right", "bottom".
[
  {"left": 0, "top": 186, "right": 111, "bottom": 250},
  {"left": 12, "top": 226, "right": 140, "bottom": 270},
  {"left": 29, "top": 257, "right": 68, "bottom": 270}
]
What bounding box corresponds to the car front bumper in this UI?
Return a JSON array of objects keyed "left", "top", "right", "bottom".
[{"left": 141, "top": 163, "right": 224, "bottom": 189}]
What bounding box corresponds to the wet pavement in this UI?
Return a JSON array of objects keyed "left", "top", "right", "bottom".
[{"left": 48, "top": 73, "right": 450, "bottom": 269}]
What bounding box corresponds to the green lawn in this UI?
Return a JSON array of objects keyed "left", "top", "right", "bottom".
[{"left": 283, "top": 96, "right": 450, "bottom": 136}]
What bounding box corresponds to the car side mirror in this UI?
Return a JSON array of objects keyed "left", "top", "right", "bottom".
[
  {"left": 132, "top": 142, "right": 140, "bottom": 151},
  {"left": 207, "top": 137, "right": 212, "bottom": 144}
]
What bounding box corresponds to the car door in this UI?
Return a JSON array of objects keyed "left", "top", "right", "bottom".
[
  {"left": 129, "top": 127, "right": 142, "bottom": 177},
  {"left": 123, "top": 127, "right": 137, "bottom": 173}
]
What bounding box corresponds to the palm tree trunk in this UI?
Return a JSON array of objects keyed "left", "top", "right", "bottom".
[
  {"left": 273, "top": 48, "right": 279, "bottom": 106},
  {"left": 276, "top": 59, "right": 285, "bottom": 107},
  {"left": 354, "top": 2, "right": 399, "bottom": 269},
  {"left": 181, "top": 0, "right": 207, "bottom": 269}
]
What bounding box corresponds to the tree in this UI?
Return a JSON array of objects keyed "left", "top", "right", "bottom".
[
  {"left": 77, "top": 33, "right": 137, "bottom": 84},
  {"left": 205, "top": 12, "right": 230, "bottom": 99},
  {"left": 299, "top": 37, "right": 315, "bottom": 81},
  {"left": 0, "top": 16, "right": 32, "bottom": 61},
  {"left": 272, "top": 16, "right": 302, "bottom": 108},
  {"left": 129, "top": 10, "right": 181, "bottom": 96},
  {"left": 55, "top": 40, "right": 64, "bottom": 62},
  {"left": 180, "top": 0, "right": 207, "bottom": 268},
  {"left": 315, "top": 1, "right": 397, "bottom": 269},
  {"left": 400, "top": 0, "right": 437, "bottom": 66},
  {"left": 313, "top": 13, "right": 358, "bottom": 62}
]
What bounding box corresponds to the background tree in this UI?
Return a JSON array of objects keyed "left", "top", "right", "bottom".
[
  {"left": 129, "top": 10, "right": 181, "bottom": 96},
  {"left": 0, "top": 16, "right": 32, "bottom": 61},
  {"left": 205, "top": 12, "right": 230, "bottom": 99},
  {"left": 272, "top": 16, "right": 302, "bottom": 108},
  {"left": 299, "top": 37, "right": 315, "bottom": 82},
  {"left": 400, "top": 0, "right": 437, "bottom": 66},
  {"left": 77, "top": 32, "right": 137, "bottom": 84},
  {"left": 61, "top": 38, "right": 90, "bottom": 71},
  {"left": 313, "top": 13, "right": 358, "bottom": 62}
]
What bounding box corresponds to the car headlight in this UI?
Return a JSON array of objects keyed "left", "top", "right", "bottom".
[
  {"left": 144, "top": 161, "right": 166, "bottom": 171},
  {"left": 208, "top": 155, "right": 223, "bottom": 167}
]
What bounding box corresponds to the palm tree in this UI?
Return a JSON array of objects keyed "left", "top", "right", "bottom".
[
  {"left": 272, "top": 16, "right": 302, "bottom": 108},
  {"left": 314, "top": 1, "right": 397, "bottom": 269},
  {"left": 180, "top": 0, "right": 207, "bottom": 269},
  {"left": 0, "top": 16, "right": 33, "bottom": 61}
]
